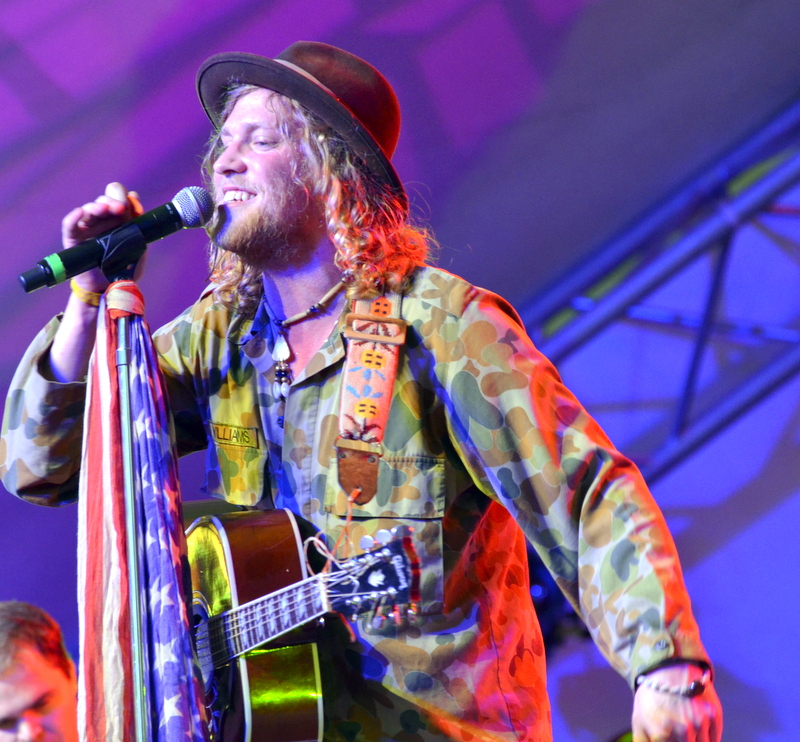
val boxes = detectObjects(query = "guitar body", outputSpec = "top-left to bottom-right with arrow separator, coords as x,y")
186,509 -> 323,742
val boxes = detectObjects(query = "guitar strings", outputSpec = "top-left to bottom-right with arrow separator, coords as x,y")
200,559 -> 397,666
202,578 -> 321,636
203,577 -> 344,664
304,533 -> 342,576
208,570 -> 352,640
221,579 -> 385,646
205,611 -> 320,665
217,572 -> 358,644
202,559 -> 376,645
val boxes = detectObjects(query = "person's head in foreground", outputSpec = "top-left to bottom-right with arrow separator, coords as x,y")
0,602 -> 77,742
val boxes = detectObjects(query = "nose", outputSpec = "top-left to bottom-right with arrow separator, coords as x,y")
213,140 -> 246,175
15,714 -> 45,742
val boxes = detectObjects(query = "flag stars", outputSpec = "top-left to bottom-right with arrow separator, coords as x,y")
155,638 -> 179,670
157,581 -> 175,610
162,693 -> 183,722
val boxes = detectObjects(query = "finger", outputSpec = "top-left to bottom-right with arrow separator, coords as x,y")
631,719 -> 650,742
104,181 -> 128,201
104,182 -> 143,218
707,710 -> 722,742
101,182 -> 135,215
61,205 -> 85,231
62,202 -> 126,248
682,713 -> 706,742
76,199 -> 125,221
710,718 -> 721,742
127,190 -> 144,217
697,715 -> 711,742
62,204 -> 112,237
95,193 -> 127,206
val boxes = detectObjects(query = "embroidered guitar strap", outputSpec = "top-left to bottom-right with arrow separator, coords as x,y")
336,293 -> 406,506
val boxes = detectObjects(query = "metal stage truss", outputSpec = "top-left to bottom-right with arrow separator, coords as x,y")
521,97 -> 800,484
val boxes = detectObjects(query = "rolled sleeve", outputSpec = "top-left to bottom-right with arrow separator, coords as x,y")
1,316 -> 86,505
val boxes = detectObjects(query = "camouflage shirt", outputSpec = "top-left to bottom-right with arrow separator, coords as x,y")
1,265 -> 709,742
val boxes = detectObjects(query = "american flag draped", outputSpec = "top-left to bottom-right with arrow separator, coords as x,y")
76,280 -> 208,742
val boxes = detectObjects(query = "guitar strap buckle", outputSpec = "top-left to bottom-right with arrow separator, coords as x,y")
335,438 -> 382,506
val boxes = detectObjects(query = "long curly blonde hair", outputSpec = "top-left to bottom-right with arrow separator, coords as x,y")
203,86 -> 433,315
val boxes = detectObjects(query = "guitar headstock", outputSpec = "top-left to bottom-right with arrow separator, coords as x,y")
324,530 -> 420,622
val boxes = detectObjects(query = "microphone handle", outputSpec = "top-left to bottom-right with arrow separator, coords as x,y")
19,203 -> 184,293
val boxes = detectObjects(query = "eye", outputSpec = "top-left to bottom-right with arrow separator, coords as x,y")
0,716 -> 18,731
31,693 -> 54,713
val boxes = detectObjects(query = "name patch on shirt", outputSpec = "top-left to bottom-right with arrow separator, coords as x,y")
211,424 -> 260,449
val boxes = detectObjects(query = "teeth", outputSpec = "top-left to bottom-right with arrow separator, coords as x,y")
223,190 -> 255,203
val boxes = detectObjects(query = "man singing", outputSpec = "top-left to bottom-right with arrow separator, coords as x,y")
1,42 -> 722,741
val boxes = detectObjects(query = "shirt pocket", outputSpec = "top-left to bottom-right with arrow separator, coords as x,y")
204,422 -> 267,507
324,453 -> 446,617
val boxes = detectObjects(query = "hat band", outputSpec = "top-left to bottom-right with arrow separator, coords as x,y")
272,59 -> 343,105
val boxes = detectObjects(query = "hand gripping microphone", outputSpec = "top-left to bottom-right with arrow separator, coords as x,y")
19,186 -> 215,293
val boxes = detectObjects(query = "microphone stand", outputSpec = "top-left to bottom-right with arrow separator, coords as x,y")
116,305 -> 151,742
105,236 -> 150,742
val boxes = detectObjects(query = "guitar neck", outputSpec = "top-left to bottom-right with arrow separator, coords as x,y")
194,528 -> 418,676
198,574 -> 328,670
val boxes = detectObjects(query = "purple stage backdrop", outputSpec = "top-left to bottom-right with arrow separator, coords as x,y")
2,1 -> 800,739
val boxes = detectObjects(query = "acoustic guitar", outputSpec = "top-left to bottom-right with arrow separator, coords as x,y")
186,508 -> 420,742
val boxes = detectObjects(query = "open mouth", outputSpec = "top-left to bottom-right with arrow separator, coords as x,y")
221,190 -> 256,204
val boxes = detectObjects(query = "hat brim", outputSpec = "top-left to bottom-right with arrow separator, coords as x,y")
196,52 -> 406,206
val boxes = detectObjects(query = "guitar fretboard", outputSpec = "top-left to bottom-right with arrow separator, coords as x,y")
197,576 -> 327,669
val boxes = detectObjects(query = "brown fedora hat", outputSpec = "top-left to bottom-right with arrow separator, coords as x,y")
196,41 -> 406,206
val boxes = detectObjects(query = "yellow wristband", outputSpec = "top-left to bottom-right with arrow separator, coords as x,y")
70,279 -> 102,307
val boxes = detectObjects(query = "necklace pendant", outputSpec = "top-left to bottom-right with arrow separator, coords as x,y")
272,333 -> 291,363
272,379 -> 292,400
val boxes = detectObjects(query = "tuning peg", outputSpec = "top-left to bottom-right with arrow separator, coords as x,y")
368,594 -> 391,630
359,535 -> 375,551
376,602 -> 398,629
370,602 -> 386,629
371,614 -> 386,630
376,529 -> 392,545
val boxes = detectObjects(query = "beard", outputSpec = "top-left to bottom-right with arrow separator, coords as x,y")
209,183 -> 323,273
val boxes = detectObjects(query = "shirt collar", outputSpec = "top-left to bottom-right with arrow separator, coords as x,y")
227,294 -> 273,347
230,292 -> 349,380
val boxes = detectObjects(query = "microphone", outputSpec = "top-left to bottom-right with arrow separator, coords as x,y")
19,186 -> 215,293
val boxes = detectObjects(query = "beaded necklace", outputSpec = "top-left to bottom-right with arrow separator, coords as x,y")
271,281 -> 346,411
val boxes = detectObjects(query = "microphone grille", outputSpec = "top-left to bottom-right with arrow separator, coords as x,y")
172,186 -> 215,228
